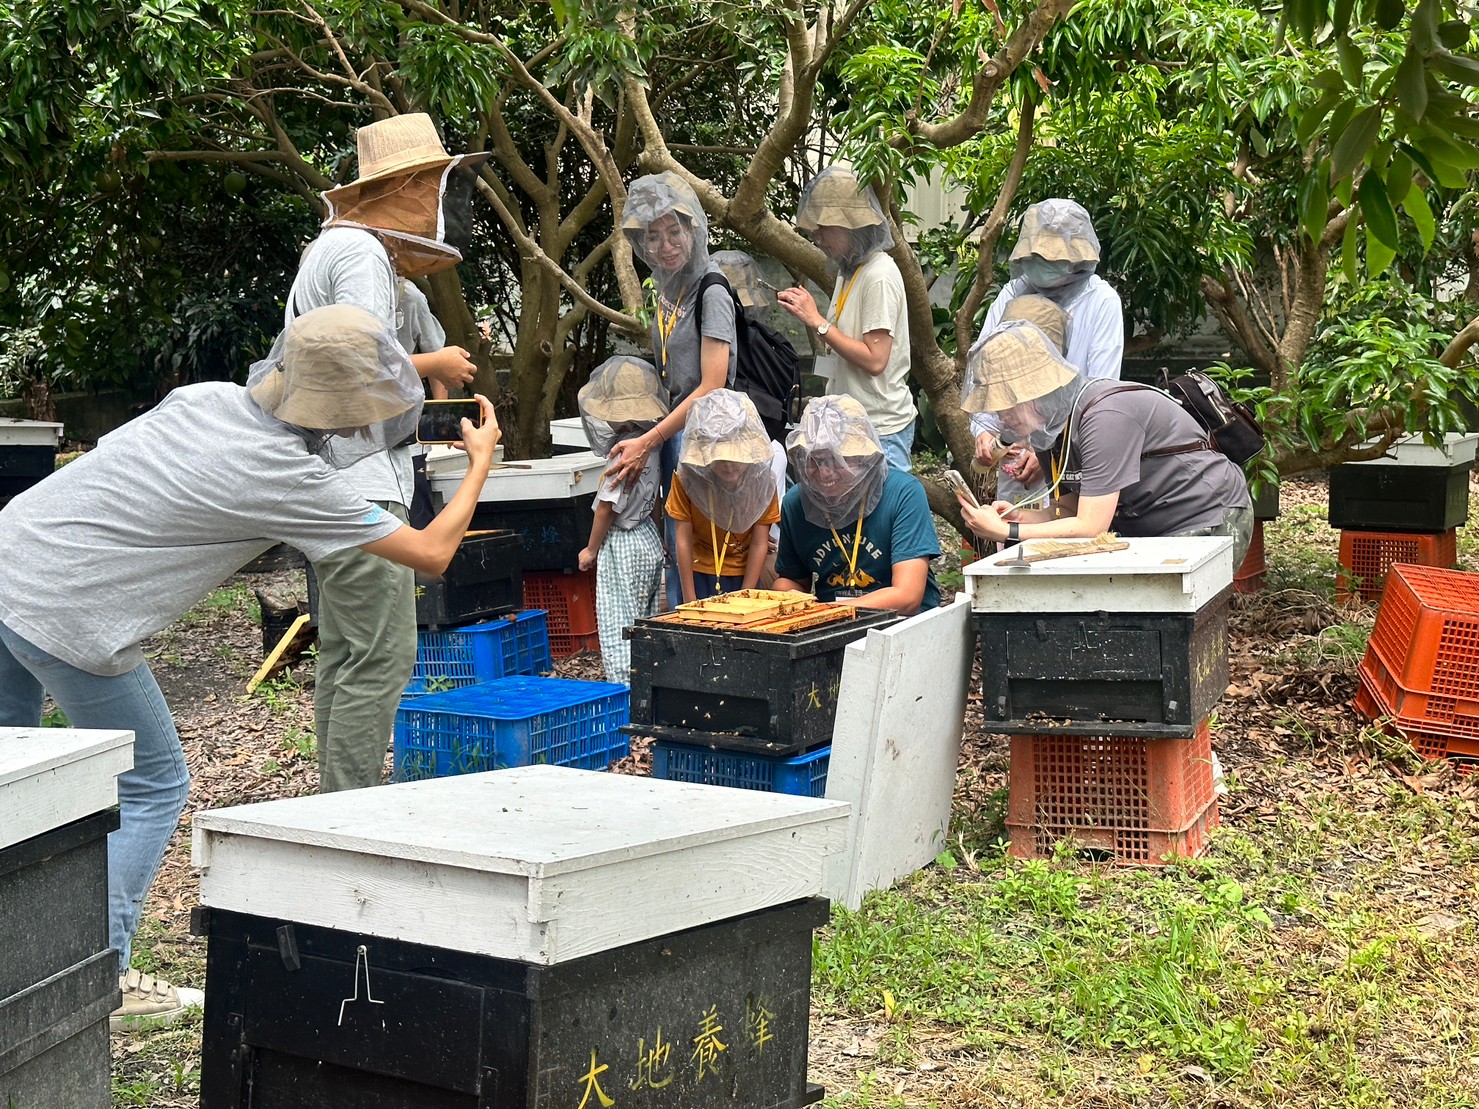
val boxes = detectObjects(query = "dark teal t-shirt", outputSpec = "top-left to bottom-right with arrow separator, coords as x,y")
775,468 -> 941,610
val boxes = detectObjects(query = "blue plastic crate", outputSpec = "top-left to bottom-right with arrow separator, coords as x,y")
650,741 -> 830,797
393,675 -> 629,781
403,611 -> 552,697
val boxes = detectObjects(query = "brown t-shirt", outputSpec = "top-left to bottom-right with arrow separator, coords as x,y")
1041,378 -> 1251,536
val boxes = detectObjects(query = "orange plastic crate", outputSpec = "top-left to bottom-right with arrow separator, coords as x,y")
1357,649 -> 1479,737
1367,563 -> 1479,698
1234,519 -> 1266,594
1355,670 -> 1478,774
1006,720 -> 1216,839
521,569 -> 600,657
1335,530 -> 1457,603
1007,799 -> 1218,865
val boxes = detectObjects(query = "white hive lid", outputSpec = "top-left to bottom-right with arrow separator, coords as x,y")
1343,432 -> 1479,468
427,451 -> 605,503
193,764 -> 851,964
0,419 -> 64,448
0,728 -> 134,851
549,417 -> 590,449
965,535 -> 1235,614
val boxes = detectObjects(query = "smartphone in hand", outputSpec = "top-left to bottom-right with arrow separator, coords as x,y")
417,399 -> 484,444
941,468 -> 980,508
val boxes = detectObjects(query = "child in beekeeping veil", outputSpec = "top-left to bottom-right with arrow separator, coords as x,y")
577,356 -> 670,684
664,390 -> 781,603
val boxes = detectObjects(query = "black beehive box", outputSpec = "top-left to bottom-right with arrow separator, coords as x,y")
470,496 -> 595,572
1,810 -> 119,1109
415,530 -> 523,630
196,899 -> 827,1109
1328,462 -> 1471,533
627,608 -> 901,755
973,587 -> 1231,738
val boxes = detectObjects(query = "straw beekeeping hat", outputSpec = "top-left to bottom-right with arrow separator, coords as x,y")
962,320 -> 1078,413
323,114 -> 489,213
1009,199 -> 1101,265
1001,295 -> 1068,354
795,168 -> 886,232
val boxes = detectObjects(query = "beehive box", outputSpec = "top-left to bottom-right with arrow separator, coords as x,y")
966,538 -> 1235,736
627,607 -> 902,755
1,728 -> 133,1109
413,529 -> 523,629
1329,432 -> 1478,533
0,419 -> 63,503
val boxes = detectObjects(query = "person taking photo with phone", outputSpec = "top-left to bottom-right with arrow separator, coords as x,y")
0,305 -> 500,1030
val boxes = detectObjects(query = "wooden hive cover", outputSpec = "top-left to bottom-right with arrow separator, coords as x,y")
0,728 -> 134,851
193,764 -> 850,965
964,535 -> 1235,614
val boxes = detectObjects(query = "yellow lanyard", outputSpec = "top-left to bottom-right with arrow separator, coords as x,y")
708,514 -> 735,586
827,511 -> 866,588
655,283 -> 690,368
829,269 -> 863,326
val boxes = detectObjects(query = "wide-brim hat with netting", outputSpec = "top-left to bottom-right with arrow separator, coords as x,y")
1008,199 -> 1101,265
578,356 -> 668,456
795,168 -> 887,232
678,390 -> 777,532
961,320 -> 1078,414
324,114 -> 489,198
620,171 -> 704,232
1001,294 -> 1068,354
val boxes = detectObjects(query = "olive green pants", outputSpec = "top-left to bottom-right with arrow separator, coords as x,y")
312,502 -> 416,793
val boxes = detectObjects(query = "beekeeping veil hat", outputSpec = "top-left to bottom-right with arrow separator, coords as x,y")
247,304 -> 424,468
786,395 -> 887,529
1008,199 -> 1100,301
795,168 -> 895,270
962,319 -> 1087,452
621,172 -> 710,300
577,356 -> 669,457
678,390 -> 777,534
1001,294 -> 1068,354
323,113 -> 490,278
712,250 -> 771,309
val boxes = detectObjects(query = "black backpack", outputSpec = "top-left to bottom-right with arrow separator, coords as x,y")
695,271 -> 802,443
1154,369 -> 1266,465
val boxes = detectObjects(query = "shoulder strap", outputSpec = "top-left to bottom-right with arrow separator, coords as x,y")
1073,382 -> 1213,458
694,271 -> 733,338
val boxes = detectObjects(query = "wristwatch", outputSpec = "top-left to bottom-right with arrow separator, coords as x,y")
815,320 -> 831,338
1008,522 -> 1020,542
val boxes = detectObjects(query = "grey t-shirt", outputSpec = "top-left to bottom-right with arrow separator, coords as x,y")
595,450 -> 661,530
288,227 -> 416,506
0,383 -> 403,676
1052,379 -> 1251,536
651,267 -> 737,405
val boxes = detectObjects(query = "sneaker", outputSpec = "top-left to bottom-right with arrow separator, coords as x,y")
109,968 -> 204,1031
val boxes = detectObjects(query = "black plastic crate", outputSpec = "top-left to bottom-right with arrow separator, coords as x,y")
1328,463 -> 1472,532
973,588 -> 1231,738
626,609 -> 901,756
415,530 -> 523,630
470,496 -> 595,572
196,899 -> 828,1109
1,810 -> 119,1109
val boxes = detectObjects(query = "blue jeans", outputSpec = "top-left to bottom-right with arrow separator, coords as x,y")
878,421 -> 915,473
0,620 -> 191,973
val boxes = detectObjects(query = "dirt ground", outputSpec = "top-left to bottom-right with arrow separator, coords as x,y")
106,475 -> 1479,1106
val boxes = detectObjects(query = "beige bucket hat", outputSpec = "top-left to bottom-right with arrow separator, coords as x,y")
795,169 -> 886,232
1008,199 -> 1101,265
1001,295 -> 1068,354
962,321 -> 1077,413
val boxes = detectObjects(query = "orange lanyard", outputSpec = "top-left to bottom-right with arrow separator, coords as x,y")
655,283 -> 690,368
827,511 -> 866,588
829,269 -> 863,326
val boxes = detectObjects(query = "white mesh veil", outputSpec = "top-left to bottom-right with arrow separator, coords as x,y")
962,320 -> 1088,451
325,160 -> 487,279
1007,199 -> 1100,300
621,172 -> 711,301
785,395 -> 888,529
677,390 -> 777,534
795,168 -> 895,269
247,304 -> 424,468
577,356 -> 669,458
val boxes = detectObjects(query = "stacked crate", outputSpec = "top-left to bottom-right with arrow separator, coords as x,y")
628,606 -> 902,796
522,569 -> 600,657
1235,481 -> 1279,595
1352,563 -> 1479,772
1329,434 -> 1475,602
965,537 -> 1237,865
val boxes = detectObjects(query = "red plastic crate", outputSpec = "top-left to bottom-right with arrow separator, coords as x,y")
1357,649 -> 1479,737
521,569 -> 600,657
1355,670 -> 1478,774
1234,519 -> 1266,594
1335,530 -> 1457,603
1006,720 -> 1216,837
1367,563 -> 1479,698
1008,799 -> 1219,865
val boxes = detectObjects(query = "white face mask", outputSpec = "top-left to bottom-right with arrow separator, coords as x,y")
1021,257 -> 1079,290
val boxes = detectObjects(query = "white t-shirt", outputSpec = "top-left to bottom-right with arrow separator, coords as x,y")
814,251 -> 915,436
287,227 -> 416,505
0,384 -> 403,675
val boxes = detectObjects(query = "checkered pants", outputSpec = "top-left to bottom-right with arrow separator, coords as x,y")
595,520 -> 664,684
